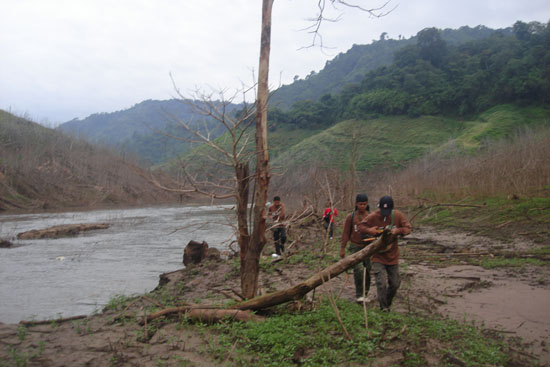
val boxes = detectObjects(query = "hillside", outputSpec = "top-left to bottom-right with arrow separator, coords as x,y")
56,25 -> 505,166
0,110 -> 180,211
180,104 -> 549,176
268,25 -> 501,110
59,99 -> 239,164
272,105 -> 549,172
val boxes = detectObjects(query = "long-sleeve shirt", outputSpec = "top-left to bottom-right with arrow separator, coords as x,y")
358,209 -> 411,265
322,208 -> 338,223
340,210 -> 370,248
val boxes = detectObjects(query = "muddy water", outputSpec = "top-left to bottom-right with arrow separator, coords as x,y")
0,205 -> 235,323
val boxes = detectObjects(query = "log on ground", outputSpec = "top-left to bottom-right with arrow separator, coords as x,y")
233,230 -> 396,311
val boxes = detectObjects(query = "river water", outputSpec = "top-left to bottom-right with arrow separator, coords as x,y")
0,205 -> 235,323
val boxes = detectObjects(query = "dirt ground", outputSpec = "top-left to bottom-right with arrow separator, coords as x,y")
399,227 -> 550,365
1,223 -> 549,366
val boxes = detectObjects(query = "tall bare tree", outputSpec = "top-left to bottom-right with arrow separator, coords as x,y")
242,0 -> 392,298
241,0 -> 274,299
156,0 -> 391,300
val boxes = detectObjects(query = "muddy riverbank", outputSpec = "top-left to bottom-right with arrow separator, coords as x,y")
1,222 -> 549,366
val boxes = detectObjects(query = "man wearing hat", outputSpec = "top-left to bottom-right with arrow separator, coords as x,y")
359,195 -> 411,311
340,194 -> 372,302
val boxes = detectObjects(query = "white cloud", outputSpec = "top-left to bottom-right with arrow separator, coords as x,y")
1,0 -> 549,123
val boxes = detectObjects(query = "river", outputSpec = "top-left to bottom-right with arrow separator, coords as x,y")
0,205 -> 235,323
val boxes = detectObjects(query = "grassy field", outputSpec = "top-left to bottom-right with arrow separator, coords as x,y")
270,105 -> 549,172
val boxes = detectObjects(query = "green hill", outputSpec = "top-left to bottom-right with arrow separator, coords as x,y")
58,99 -> 239,164
271,105 -> 549,172
269,25 -> 501,110
177,105 -> 549,180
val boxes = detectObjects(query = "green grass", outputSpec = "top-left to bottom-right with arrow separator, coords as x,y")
103,294 -> 136,312
269,105 -> 550,172
205,299 -> 508,367
418,193 -> 550,232
173,104 -> 549,175
469,257 -> 547,269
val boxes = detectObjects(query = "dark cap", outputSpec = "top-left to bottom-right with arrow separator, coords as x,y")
355,193 -> 368,203
378,196 -> 394,216
273,196 -> 281,201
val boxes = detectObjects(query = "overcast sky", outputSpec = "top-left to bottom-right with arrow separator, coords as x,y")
1,0 -> 549,125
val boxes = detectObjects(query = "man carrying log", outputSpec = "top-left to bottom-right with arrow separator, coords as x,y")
359,196 -> 411,311
268,196 -> 287,256
340,193 -> 371,303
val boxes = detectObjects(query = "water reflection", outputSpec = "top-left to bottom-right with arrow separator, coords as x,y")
0,205 -> 235,323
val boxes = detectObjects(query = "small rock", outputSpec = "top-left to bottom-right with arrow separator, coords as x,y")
0,239 -> 14,248
206,248 -> 221,262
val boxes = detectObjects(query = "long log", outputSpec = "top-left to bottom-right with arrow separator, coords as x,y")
20,314 -> 88,326
17,223 -> 110,240
232,230 -> 395,311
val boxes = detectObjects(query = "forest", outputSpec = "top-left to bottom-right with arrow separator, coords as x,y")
268,21 -> 549,129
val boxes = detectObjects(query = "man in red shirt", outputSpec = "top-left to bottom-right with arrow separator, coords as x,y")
359,196 -> 411,311
322,202 -> 339,239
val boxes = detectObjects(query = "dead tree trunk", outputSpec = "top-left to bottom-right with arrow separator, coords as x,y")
234,230 -> 396,310
242,0 -> 274,300
235,162 -> 251,273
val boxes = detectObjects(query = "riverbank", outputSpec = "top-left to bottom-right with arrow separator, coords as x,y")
1,218 -> 549,366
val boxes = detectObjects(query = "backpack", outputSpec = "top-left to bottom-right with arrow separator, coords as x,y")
324,210 -> 332,223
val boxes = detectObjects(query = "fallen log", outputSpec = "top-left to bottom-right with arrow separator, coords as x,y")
232,230 -> 396,311
20,314 -> 88,326
17,223 -> 110,240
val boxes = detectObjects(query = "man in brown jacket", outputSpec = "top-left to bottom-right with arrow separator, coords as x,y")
340,193 -> 371,302
359,195 -> 411,311
268,196 -> 286,256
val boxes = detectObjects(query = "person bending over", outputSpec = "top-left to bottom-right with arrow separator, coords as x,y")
359,196 -> 410,311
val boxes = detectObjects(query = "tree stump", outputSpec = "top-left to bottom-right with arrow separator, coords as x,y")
183,240 -> 209,266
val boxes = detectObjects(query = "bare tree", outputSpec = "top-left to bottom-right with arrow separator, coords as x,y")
146,86 -> 259,295
155,0 -> 392,300
242,0 -> 393,299
242,0 -> 274,299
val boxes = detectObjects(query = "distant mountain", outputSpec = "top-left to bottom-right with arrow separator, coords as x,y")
58,25 -> 510,165
59,99 -> 240,164
269,25 -> 503,110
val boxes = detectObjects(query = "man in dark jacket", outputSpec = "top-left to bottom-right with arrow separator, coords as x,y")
340,193 -> 371,302
268,196 -> 286,256
359,196 -> 411,311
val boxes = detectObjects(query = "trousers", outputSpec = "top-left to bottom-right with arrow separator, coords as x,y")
348,243 -> 372,298
372,262 -> 401,310
273,227 -> 286,255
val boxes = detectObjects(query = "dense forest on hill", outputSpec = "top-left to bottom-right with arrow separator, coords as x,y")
268,21 -> 549,130
269,24 -> 500,109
